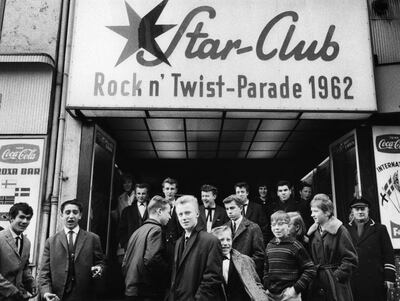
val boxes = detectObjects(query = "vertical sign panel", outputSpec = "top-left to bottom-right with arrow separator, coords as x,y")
373,126 -> 400,249
0,137 -> 45,260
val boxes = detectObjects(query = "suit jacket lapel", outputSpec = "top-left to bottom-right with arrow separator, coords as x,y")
74,230 -> 88,260
178,230 -> 198,268
60,231 -> 69,253
233,219 -> 247,240
5,229 -> 20,257
358,222 -> 375,244
199,207 -> 207,225
245,203 -> 253,219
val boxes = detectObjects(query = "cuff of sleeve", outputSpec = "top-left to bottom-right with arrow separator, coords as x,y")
384,264 -> 396,282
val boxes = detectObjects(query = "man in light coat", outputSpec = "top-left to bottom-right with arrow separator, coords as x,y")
0,203 -> 36,301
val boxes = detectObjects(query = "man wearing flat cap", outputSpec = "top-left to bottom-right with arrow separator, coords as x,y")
345,197 -> 395,301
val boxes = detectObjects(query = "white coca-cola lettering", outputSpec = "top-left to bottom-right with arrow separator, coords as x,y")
378,138 -> 400,150
1,148 -> 38,161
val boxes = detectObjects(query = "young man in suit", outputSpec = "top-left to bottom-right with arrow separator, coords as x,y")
223,194 -> 265,278
234,182 -> 267,233
0,202 -> 36,301
168,195 -> 224,301
39,199 -> 106,301
118,183 -> 150,250
198,184 -> 229,233
211,225 -> 267,301
122,195 -> 171,301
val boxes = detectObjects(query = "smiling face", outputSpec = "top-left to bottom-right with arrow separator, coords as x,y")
201,191 -> 216,208
258,186 -> 267,198
277,185 -> 291,202
61,204 -> 82,229
235,187 -> 248,202
352,206 -> 369,223
215,230 -> 232,256
136,187 -> 148,204
122,179 -> 133,193
10,211 -> 32,235
176,202 -> 198,232
311,206 -> 329,225
271,219 -> 289,239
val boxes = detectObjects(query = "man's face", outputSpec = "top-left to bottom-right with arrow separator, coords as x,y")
163,183 -> 177,202
277,185 -> 291,202
158,204 -> 172,226
311,206 -> 329,224
224,201 -> 242,221
235,186 -> 249,202
61,204 -> 82,229
271,220 -> 289,239
122,179 -> 133,193
10,211 -> 32,234
136,187 -> 148,204
258,186 -> 267,198
352,206 -> 369,222
216,231 -> 232,256
176,202 -> 198,231
201,191 -> 216,208
300,187 -> 312,201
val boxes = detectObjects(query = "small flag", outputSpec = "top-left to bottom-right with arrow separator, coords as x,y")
1,180 -> 17,189
15,187 -> 30,197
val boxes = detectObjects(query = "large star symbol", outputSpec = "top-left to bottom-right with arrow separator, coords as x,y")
107,0 -> 176,66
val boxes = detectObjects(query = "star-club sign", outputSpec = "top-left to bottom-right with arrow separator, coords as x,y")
107,0 -> 175,66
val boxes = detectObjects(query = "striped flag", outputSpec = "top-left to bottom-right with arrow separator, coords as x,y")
15,187 -> 30,197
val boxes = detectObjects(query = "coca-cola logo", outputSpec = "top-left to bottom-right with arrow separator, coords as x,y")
376,135 -> 400,153
0,144 -> 40,163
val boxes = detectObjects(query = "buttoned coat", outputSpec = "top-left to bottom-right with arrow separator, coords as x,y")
0,228 -> 35,301
168,226 -> 224,301
224,218 -> 265,277
38,229 -> 106,301
307,217 -> 358,301
198,205 -> 229,232
118,202 -> 148,250
345,219 -> 395,301
245,201 -> 268,231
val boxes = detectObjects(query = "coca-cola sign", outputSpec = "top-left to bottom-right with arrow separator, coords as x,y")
0,144 -> 40,163
376,135 -> 400,153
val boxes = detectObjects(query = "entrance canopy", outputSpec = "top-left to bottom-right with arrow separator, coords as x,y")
82,110 -> 371,161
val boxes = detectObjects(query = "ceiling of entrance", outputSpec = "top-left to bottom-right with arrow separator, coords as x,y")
95,111 -> 370,160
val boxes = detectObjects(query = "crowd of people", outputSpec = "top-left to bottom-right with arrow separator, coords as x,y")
0,176 -> 396,301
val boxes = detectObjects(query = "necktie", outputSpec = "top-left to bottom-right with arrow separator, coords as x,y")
68,230 -> 74,254
242,204 -> 248,216
15,236 -> 22,256
232,221 -> 236,235
66,231 -> 75,294
184,236 -> 189,248
205,208 -> 215,222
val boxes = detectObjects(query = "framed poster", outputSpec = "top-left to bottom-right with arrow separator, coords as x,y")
0,137 -> 46,261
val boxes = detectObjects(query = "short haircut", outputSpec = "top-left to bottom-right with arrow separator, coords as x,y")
211,225 -> 232,238
162,177 -> 178,188
310,194 -> 334,217
276,180 -> 291,189
258,184 -> 267,188
175,195 -> 199,213
234,182 -> 249,192
299,182 -> 312,191
122,173 -> 133,182
60,199 -> 83,213
270,210 -> 290,224
222,194 -> 245,208
9,202 -> 33,219
201,184 -> 218,196
147,195 -> 170,215
135,183 -> 150,191
288,211 -> 307,238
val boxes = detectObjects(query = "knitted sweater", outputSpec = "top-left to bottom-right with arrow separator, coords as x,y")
264,236 -> 316,294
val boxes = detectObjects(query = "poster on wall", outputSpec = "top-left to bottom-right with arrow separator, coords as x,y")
373,126 -> 400,249
0,138 -> 45,258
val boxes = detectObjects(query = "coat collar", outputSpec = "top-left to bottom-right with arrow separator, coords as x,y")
60,228 -> 88,260
233,217 -> 251,240
4,228 -> 21,257
348,218 -> 375,227
177,226 -> 200,268
308,216 -> 342,236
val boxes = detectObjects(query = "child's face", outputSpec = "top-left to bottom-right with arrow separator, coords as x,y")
271,219 -> 289,238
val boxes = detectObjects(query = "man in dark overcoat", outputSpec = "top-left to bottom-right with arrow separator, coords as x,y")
223,195 -> 265,278
168,195 -> 224,301
346,197 -> 395,301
